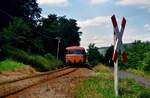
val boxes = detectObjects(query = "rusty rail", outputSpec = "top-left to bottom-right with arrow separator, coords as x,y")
0,67 -> 78,97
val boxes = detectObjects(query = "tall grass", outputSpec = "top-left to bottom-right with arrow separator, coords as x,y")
3,46 -> 63,71
74,64 -> 150,98
0,59 -> 25,72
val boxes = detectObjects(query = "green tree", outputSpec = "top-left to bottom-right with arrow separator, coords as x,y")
0,17 -> 43,54
0,0 -> 41,30
38,14 -> 82,59
104,45 -> 114,66
87,43 -> 104,66
117,40 -> 150,71
143,52 -> 150,73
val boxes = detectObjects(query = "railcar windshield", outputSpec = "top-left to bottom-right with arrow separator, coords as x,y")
67,49 -> 86,54
68,50 -> 81,54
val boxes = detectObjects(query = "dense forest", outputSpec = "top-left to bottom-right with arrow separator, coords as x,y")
0,0 -> 82,71
0,0 -> 81,60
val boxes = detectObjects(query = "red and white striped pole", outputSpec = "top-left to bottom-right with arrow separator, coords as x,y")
111,15 -> 127,96
111,15 -> 119,96
120,17 -> 127,63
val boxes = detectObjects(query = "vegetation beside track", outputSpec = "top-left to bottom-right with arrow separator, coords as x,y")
74,64 -> 150,98
0,0 -> 82,73
0,47 -> 63,72
0,59 -> 25,72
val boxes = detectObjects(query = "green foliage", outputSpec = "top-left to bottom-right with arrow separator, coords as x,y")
104,45 -> 114,66
0,17 -> 44,54
119,78 -> 150,97
0,59 -> 25,72
118,41 -> 150,73
38,14 -> 82,58
0,0 -> 41,29
0,0 -> 82,72
75,65 -> 150,98
0,14 -> 82,61
87,43 -> 104,66
0,0 -> 82,63
3,46 -> 63,71
143,52 -> 150,73
139,90 -> 150,98
75,77 -> 114,98
44,53 -> 56,60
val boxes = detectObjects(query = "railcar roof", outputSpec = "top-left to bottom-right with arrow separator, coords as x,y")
66,46 -> 85,50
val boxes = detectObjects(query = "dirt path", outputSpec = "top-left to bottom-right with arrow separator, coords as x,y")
118,70 -> 150,87
5,68 -> 95,98
110,67 -> 150,87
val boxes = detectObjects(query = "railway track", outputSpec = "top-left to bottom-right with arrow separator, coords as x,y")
0,67 -> 78,98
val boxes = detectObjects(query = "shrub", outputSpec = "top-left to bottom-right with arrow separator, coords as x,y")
2,46 -> 63,71
28,55 -> 49,71
44,53 -> 56,60
143,52 -> 150,73
139,90 -> 150,98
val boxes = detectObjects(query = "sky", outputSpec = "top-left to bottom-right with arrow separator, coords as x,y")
37,0 -> 150,49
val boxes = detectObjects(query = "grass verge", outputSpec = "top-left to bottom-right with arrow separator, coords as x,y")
74,64 -> 150,98
0,59 -> 26,72
3,46 -> 63,71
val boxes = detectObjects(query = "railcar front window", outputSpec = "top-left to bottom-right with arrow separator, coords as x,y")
68,50 -> 82,54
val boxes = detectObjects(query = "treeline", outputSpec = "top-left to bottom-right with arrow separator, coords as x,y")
88,41 -> 150,73
0,0 -> 81,60
120,40 -> 150,73
104,40 -> 150,73
0,0 -> 82,71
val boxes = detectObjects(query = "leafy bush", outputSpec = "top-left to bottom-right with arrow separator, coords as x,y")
28,55 -> 49,71
2,46 -> 63,71
143,52 -> 150,73
116,41 -> 150,73
139,90 -> 150,98
44,53 -> 56,60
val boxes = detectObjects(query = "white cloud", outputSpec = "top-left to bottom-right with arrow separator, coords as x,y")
78,16 -> 113,48
81,32 -> 113,49
144,24 -> 150,31
37,0 -> 68,6
90,0 -> 109,5
122,27 -> 150,44
124,34 -> 150,43
77,16 -> 111,28
79,16 -> 150,49
117,0 -> 150,11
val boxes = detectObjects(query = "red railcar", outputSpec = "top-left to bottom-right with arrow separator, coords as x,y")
65,46 -> 86,65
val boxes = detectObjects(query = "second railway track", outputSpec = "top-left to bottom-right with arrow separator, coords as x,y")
0,67 -> 78,98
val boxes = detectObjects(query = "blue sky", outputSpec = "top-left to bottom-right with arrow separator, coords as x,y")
37,0 -> 150,48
